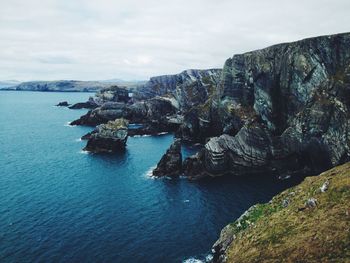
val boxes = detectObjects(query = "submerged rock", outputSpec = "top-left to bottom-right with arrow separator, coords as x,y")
83,118 -> 128,153
152,139 -> 182,177
56,101 -> 70,107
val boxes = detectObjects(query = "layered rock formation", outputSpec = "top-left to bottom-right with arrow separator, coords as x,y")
84,118 -> 128,153
183,32 -> 350,179
210,162 -> 350,263
152,139 -> 183,177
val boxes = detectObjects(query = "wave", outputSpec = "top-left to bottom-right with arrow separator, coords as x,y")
157,132 -> 168,135
79,150 -> 89,155
75,138 -> 82,142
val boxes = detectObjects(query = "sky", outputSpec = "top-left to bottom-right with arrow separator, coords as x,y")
0,0 -> 350,81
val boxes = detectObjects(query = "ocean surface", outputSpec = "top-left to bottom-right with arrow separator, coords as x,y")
0,91 -> 304,262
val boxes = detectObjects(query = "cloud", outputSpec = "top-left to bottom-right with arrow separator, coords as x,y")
0,0 -> 349,81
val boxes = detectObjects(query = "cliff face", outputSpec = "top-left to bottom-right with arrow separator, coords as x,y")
211,162 -> 350,263
185,33 -> 350,179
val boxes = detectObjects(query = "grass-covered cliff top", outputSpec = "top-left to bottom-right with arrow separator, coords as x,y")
221,162 -> 350,262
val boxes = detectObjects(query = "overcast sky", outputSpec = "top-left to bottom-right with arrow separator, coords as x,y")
1,0 -> 349,81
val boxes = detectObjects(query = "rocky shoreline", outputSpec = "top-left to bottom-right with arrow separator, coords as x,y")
64,33 -> 350,182
54,32 -> 350,262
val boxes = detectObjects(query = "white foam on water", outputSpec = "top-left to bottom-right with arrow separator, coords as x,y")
144,165 -> 157,179
183,199 -> 190,203
134,134 -> 151,138
79,150 -> 90,155
183,254 -> 213,263
157,132 -> 168,135
183,258 -> 204,263
205,254 -> 213,262
75,138 -> 82,142
64,122 -> 73,127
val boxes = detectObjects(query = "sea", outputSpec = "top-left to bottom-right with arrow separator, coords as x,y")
0,91 -> 304,262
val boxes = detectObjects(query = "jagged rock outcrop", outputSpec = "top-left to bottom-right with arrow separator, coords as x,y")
152,140 -> 182,177
184,32 -> 350,179
210,162 -> 350,263
84,118 -> 128,153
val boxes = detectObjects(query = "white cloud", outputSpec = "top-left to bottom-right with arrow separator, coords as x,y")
0,0 -> 349,81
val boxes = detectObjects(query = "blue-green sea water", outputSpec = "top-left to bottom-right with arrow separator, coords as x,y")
0,91 -> 304,262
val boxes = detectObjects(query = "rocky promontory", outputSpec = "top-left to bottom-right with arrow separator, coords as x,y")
83,118 -> 128,153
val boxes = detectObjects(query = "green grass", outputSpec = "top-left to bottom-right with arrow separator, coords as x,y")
221,162 -> 350,262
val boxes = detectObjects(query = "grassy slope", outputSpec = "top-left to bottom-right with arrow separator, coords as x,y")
224,163 -> 350,262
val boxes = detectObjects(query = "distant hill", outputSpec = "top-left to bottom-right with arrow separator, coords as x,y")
0,80 -> 21,89
0,79 -> 146,92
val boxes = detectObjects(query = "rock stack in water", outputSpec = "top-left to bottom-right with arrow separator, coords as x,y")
152,139 -> 182,177
84,118 -> 128,153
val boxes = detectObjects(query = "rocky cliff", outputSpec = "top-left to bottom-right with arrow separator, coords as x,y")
211,162 -> 350,262
184,32 -> 350,179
